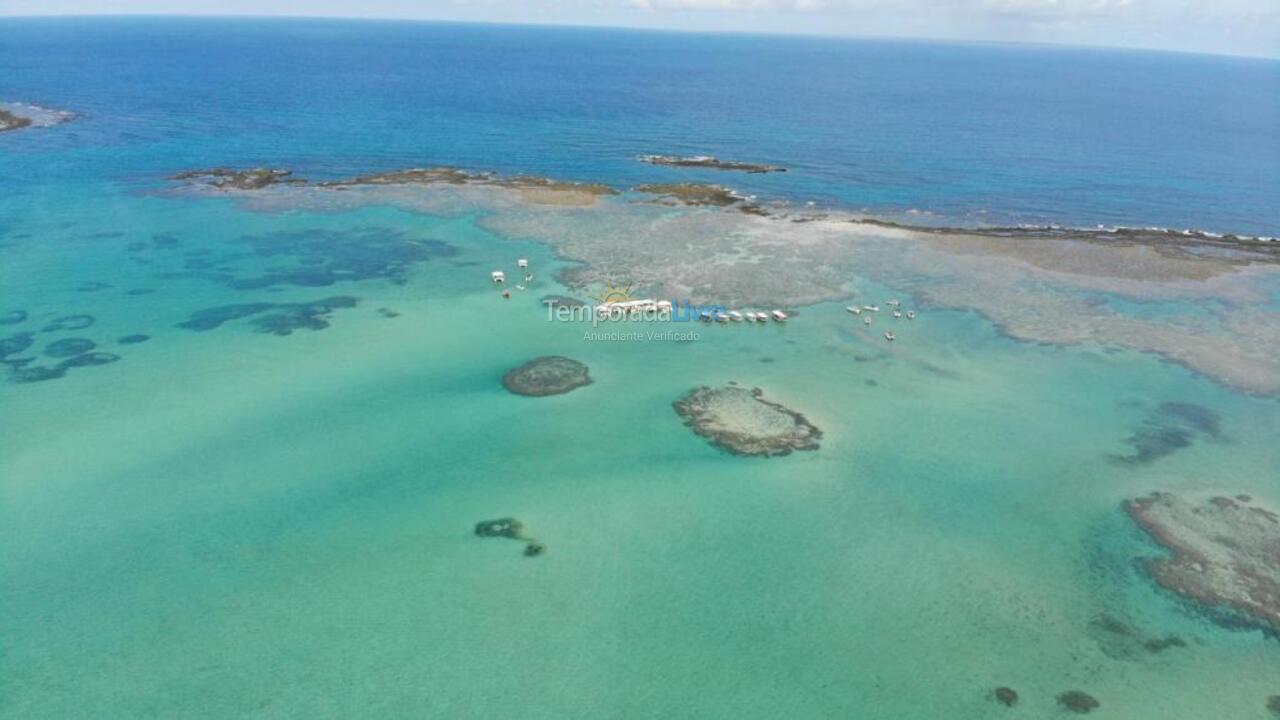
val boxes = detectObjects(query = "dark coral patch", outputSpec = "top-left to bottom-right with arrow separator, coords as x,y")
0,332 -> 35,358
126,288 -> 157,296
176,296 -> 358,335
502,356 -> 592,397
76,281 -> 112,292
0,310 -> 27,325
43,337 -> 97,358
1113,401 -> 1224,465
222,227 -> 459,290
11,366 -> 65,383
1056,691 -> 1099,714
41,314 -> 95,332
993,687 -> 1018,707
58,352 -> 120,368
118,334 -> 150,345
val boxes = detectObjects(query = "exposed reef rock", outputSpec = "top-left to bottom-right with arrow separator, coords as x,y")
1057,691 -> 1100,714
672,385 -> 821,457
633,183 -> 763,214
501,356 -> 592,397
475,518 -> 524,539
993,687 -> 1018,707
1125,492 -> 1280,633
0,102 -> 74,133
0,108 -> 31,133
176,296 -> 359,335
174,166 -> 616,206
172,168 -> 297,190
474,517 -> 545,558
639,154 -> 786,173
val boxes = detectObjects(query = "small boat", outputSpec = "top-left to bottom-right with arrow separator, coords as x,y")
491,270 -> 506,284
699,310 -> 714,322
501,290 -> 511,299
771,310 -> 789,321
516,284 -> 527,291
906,311 -> 916,320
887,299 -> 901,307
892,310 -> 901,318
884,331 -> 895,341
517,258 -> 529,269
863,316 -> 872,325
729,311 -> 744,322
846,306 -> 862,315
524,274 -> 533,282
863,305 -> 880,312
716,313 -> 730,323
755,312 -> 769,322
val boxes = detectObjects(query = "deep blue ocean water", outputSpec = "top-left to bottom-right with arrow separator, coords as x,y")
2,16 -> 1278,234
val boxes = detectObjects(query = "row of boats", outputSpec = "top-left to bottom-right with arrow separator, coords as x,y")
699,309 -> 789,323
847,300 -> 915,341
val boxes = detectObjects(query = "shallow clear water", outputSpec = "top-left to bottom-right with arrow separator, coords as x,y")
2,18 -> 1279,720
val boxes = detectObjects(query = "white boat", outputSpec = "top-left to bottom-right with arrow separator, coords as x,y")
755,312 -> 769,322
887,299 -> 901,307
884,331 -> 895,341
863,316 -> 872,325
728,311 -> 744,322
906,311 -> 916,320
516,284 -> 526,291
892,310 -> 901,318
491,270 -> 506,284
846,306 -> 862,315
699,310 -> 714,322
716,313 -> 730,323
771,310 -> 789,321
745,313 -> 757,322
863,305 -> 880,312
517,258 -> 529,269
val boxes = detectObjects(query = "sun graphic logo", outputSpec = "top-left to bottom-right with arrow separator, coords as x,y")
591,280 -> 634,305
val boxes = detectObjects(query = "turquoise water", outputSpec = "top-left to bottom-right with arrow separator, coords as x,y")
3,18 -> 1280,720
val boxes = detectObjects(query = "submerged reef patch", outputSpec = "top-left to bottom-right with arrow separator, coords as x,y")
672,385 -> 821,457
1112,401 -> 1224,465
0,332 -> 35,358
0,310 -> 28,325
474,517 -> 545,558
41,315 -> 95,332
164,227 -> 458,290
1125,492 -> 1280,633
1268,696 -> 1280,717
992,687 -> 1018,707
501,356 -> 592,397
1056,691 -> 1100,714
1087,614 -> 1186,660
117,334 -> 150,345
177,296 -> 359,335
43,338 -> 97,358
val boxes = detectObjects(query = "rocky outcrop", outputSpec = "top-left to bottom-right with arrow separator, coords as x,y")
638,155 -> 786,173
1126,492 -> 1280,633
673,385 -> 821,457
501,356 -> 592,397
